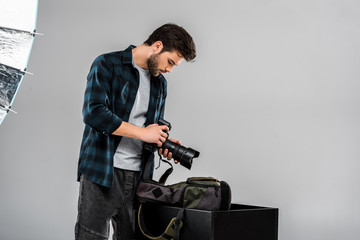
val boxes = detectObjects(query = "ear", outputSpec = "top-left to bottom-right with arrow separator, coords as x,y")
152,41 -> 163,54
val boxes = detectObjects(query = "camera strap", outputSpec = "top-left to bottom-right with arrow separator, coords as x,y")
141,151 -> 174,185
156,152 -> 174,185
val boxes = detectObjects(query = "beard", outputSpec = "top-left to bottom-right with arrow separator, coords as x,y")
147,53 -> 160,76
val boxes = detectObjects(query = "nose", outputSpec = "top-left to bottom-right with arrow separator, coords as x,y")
165,66 -> 174,73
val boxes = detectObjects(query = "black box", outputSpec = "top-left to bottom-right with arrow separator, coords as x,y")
137,203 -> 279,240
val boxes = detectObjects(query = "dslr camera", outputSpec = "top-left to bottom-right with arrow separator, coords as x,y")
144,119 -> 200,170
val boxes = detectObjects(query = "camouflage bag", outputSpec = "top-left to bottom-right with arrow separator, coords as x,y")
136,176 -> 231,211
136,154 -> 231,240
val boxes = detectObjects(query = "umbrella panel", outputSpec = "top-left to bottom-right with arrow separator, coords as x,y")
0,64 -> 24,123
0,27 -> 33,71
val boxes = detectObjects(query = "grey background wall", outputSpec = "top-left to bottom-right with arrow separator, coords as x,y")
0,0 -> 359,239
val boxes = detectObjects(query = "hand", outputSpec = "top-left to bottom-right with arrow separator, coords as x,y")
141,124 -> 169,147
159,138 -> 182,164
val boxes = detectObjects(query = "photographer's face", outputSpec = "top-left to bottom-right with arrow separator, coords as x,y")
147,50 -> 184,76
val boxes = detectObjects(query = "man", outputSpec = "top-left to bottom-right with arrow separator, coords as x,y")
75,23 -> 196,240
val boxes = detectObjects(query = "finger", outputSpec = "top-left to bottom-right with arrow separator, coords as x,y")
161,131 -> 168,138
157,141 -> 162,147
158,148 -> 163,154
163,149 -> 169,157
174,160 -> 179,164
169,138 -> 181,145
159,125 -> 169,132
167,152 -> 172,161
159,136 -> 167,143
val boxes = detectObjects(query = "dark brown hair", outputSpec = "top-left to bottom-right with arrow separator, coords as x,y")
144,23 -> 196,61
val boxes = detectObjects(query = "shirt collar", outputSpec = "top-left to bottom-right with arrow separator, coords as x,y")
123,45 -> 165,80
122,45 -> 136,64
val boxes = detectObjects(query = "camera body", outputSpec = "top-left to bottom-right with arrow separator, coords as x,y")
144,119 -> 199,170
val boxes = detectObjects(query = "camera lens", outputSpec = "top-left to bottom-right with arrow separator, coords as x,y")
162,139 -> 200,170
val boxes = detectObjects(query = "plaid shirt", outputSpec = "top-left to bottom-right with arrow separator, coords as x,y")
77,45 -> 167,188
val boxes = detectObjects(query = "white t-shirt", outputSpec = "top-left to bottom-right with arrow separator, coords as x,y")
113,63 -> 151,171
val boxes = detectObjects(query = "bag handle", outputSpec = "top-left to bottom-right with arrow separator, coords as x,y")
138,204 -> 184,240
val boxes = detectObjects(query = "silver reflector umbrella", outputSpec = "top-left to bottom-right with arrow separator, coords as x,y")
0,0 -> 39,125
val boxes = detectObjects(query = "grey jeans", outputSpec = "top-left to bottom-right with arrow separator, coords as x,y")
75,168 -> 140,240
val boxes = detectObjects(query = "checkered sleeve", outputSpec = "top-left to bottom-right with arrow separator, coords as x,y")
82,55 -> 123,135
